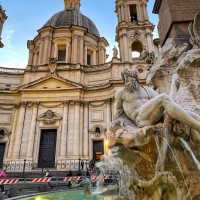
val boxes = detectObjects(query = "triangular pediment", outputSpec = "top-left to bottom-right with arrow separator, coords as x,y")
19,74 -> 83,91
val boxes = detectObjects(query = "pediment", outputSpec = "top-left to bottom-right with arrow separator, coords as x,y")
19,74 -> 83,91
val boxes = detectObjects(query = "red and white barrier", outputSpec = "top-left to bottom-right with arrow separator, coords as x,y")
73,176 -> 81,181
91,176 -> 99,181
32,178 -> 51,183
64,176 -> 81,181
91,175 -> 109,181
64,177 -> 71,181
0,179 -> 19,185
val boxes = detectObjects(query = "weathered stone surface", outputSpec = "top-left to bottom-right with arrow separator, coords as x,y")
108,12 -> 200,200
153,0 -> 200,46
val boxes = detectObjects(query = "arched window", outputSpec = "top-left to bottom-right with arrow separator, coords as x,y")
129,4 -> 138,22
131,41 -> 143,58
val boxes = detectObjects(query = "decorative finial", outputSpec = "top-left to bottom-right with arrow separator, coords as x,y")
64,0 -> 80,11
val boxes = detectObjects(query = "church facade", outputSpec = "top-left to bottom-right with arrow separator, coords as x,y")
0,0 -> 159,171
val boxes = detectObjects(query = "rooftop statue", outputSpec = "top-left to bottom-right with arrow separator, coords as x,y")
112,46 -> 118,58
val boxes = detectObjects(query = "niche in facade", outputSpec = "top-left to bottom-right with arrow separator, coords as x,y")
95,127 -> 101,137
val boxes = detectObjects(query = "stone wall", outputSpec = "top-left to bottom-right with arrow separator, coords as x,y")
154,0 -> 200,46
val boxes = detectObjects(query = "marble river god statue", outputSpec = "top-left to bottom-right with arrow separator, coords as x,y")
108,11 -> 200,200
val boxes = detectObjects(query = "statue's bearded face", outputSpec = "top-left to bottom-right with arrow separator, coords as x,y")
124,74 -> 138,92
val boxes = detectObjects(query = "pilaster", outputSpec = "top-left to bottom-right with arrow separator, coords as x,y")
83,102 -> 89,158
26,102 -> 39,158
12,102 -> 27,159
73,100 -> 81,157
59,101 -> 69,158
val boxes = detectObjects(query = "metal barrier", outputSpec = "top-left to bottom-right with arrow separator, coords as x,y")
32,178 -> 51,183
0,175 -> 119,198
0,179 -> 19,185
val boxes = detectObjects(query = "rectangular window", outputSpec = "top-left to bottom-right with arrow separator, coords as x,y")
129,4 -> 137,22
58,50 -> 66,61
87,54 -> 91,65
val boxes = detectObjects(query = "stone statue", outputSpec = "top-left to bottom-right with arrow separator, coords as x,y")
108,12 -> 200,200
70,177 -> 91,195
112,46 -> 118,58
113,68 -> 200,133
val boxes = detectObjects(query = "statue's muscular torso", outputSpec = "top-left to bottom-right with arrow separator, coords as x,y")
115,86 -> 158,126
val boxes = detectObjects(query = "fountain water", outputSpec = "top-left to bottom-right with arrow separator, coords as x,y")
179,137 -> 200,171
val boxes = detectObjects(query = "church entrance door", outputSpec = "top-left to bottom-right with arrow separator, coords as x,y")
0,143 -> 5,168
38,129 -> 57,168
93,141 -> 104,162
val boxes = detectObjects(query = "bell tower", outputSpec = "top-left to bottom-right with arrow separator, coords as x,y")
115,0 -> 156,63
64,0 -> 80,11
0,4 -> 7,48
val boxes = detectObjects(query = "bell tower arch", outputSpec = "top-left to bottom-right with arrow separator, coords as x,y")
115,0 -> 157,63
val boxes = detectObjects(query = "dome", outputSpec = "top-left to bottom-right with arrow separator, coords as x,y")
43,9 -> 100,37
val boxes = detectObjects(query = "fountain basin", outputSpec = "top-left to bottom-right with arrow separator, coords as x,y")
20,190 -> 122,200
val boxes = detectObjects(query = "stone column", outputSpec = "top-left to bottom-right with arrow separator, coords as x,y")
65,43 -> 69,63
124,4 -> 128,22
143,4 -> 149,21
26,102 -> 39,158
54,43 -> 58,58
98,46 -> 105,65
12,102 -> 26,158
85,47 -> 88,65
72,35 -> 78,63
122,33 -> 129,62
38,38 -> 44,65
117,6 -> 122,23
79,102 -> 84,156
136,4 -> 141,22
28,49 -> 34,66
79,36 -> 84,65
121,5 -> 125,21
119,34 -> 124,62
106,99 -> 111,136
60,101 -> 69,158
73,101 -> 80,157
146,30 -> 153,52
83,102 -> 89,158
93,51 -> 96,65
139,4 -> 144,22
7,105 -> 19,158
47,35 -> 52,61
42,36 -> 48,64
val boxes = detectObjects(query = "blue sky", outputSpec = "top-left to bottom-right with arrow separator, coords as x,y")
0,0 -> 158,68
